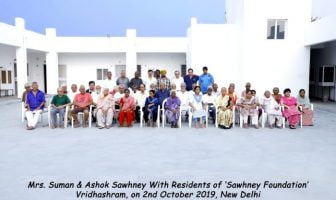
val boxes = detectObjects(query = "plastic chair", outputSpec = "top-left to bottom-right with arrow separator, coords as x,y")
71,105 -> 93,128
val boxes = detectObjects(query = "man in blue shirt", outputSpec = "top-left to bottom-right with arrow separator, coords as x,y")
199,66 -> 214,94
25,82 -> 45,130
155,82 -> 170,107
183,68 -> 199,91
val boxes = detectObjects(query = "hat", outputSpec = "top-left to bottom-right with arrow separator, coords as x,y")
160,70 -> 167,75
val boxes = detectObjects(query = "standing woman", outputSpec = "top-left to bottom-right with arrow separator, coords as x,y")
119,88 -> 135,127
281,88 -> 301,129
189,86 -> 207,128
144,90 -> 159,127
297,89 -> 314,126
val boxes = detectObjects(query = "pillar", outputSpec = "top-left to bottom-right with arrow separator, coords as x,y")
45,28 -> 58,94
15,17 -> 27,98
126,29 -> 137,78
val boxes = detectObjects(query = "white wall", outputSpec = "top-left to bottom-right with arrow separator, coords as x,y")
27,51 -> 46,92
58,53 -> 126,90
0,45 -> 16,93
137,53 -> 186,80
312,0 -> 336,19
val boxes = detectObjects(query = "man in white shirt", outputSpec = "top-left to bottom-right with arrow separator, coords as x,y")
103,71 -> 115,90
68,84 -> 78,102
134,84 -> 148,122
177,83 -> 191,122
202,86 -> 217,124
144,69 -> 157,89
171,70 -> 184,91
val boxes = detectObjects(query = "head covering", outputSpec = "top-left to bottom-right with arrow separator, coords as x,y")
160,70 -> 167,75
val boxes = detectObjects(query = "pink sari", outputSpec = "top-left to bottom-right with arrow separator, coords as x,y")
281,96 -> 301,126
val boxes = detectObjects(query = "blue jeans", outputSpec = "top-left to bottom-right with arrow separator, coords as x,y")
51,107 -> 65,127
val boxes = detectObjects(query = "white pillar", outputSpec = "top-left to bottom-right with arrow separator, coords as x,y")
45,28 -> 58,94
15,17 -> 27,98
16,47 -> 27,98
126,29 -> 137,78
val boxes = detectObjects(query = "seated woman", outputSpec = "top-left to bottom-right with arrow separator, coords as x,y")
260,90 -> 283,128
118,88 -> 135,127
144,90 -> 159,127
189,86 -> 207,128
236,90 -> 259,128
165,90 -> 181,128
281,88 -> 301,129
297,89 -> 313,126
216,87 -> 234,129
96,88 -> 115,129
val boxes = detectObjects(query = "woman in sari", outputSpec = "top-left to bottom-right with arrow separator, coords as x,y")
216,87 -> 234,129
118,88 -> 135,127
189,86 -> 207,128
144,90 -> 159,127
297,89 -> 313,126
165,90 -> 181,128
281,88 -> 301,129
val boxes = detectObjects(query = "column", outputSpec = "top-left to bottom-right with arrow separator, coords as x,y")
15,17 -> 27,98
126,29 -> 137,78
45,28 -> 58,94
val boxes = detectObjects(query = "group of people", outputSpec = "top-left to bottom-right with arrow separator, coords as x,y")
22,66 -> 314,130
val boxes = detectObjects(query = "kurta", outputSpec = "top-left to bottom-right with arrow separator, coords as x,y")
119,96 -> 135,126
281,96 -> 301,126
297,95 -> 313,126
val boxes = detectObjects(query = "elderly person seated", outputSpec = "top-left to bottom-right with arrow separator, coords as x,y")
237,90 -> 259,129
21,83 -> 31,103
144,90 -> 159,127
216,87 -> 234,129
135,84 -> 148,123
50,87 -> 71,129
118,88 -> 135,127
281,88 -> 301,129
156,82 -> 170,107
71,85 -> 93,128
203,86 -> 217,124
260,90 -> 283,128
297,89 -> 313,126
189,86 -> 207,128
96,88 -> 115,129
165,90 -> 181,128
177,83 -> 191,122
25,82 -> 45,130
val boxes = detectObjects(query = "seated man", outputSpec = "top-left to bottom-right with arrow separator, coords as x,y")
165,90 -> 181,128
50,87 -> 71,128
202,86 -> 217,124
96,88 -> 115,129
71,85 -> 93,128
134,84 -> 148,123
144,90 -> 159,127
237,90 -> 259,128
118,88 -> 135,127
25,82 -> 45,130
156,82 -> 170,107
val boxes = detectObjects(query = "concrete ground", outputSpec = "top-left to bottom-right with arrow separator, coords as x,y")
0,97 -> 335,200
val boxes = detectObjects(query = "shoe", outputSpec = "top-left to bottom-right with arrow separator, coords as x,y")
98,126 -> 104,129
243,123 -> 248,128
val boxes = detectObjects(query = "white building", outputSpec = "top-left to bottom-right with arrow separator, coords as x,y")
0,0 -> 335,100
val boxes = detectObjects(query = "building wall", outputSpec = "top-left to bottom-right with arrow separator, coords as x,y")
137,53 -> 186,80
58,53 -> 126,91
0,45 -> 16,93
27,51 -> 45,92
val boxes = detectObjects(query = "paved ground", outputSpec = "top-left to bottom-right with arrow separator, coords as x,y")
0,97 -> 335,200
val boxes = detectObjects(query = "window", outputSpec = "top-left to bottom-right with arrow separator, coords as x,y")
267,19 -> 287,40
181,65 -> 187,76
8,71 -> 12,84
96,68 -> 108,80
1,71 -> 7,84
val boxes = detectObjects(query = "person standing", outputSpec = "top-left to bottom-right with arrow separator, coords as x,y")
157,70 -> 170,90
183,68 -> 199,91
171,70 -> 184,92
144,69 -> 157,88
116,70 -> 130,88
199,66 -> 214,94
129,71 -> 143,92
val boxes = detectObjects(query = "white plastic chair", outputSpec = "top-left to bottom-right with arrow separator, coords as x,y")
178,106 -> 190,128
188,106 -> 208,128
22,97 -> 50,126
48,105 -> 69,128
281,105 -> 304,128
215,105 -> 236,128
71,105 -> 93,128
140,105 -> 160,128
239,106 -> 260,128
